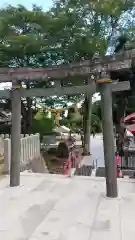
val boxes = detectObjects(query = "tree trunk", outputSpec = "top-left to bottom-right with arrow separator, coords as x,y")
4,99 -> 27,134
21,101 -> 27,134
26,97 -> 33,133
25,83 -> 32,133
83,94 -> 92,155
5,97 -> 33,134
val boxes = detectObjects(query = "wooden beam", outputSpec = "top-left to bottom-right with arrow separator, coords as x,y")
20,81 -> 129,97
0,49 -> 134,82
20,83 -> 96,97
0,84 -> 95,98
0,81 -> 130,98
111,81 -> 130,92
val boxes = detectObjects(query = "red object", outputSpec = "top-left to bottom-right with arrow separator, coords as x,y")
115,155 -> 123,178
63,151 -> 81,175
121,116 -> 124,122
115,155 -> 120,165
121,113 -> 135,134
63,159 -> 70,175
117,167 -> 122,178
123,113 -> 135,122
126,124 -> 135,134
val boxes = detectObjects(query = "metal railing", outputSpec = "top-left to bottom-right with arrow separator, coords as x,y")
121,155 -> 135,170
120,136 -> 135,169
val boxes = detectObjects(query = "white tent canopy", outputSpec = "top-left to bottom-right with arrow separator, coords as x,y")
53,125 -> 70,133
125,129 -> 133,137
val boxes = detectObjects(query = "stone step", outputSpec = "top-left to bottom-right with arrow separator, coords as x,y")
96,167 -> 135,178
75,165 -> 92,176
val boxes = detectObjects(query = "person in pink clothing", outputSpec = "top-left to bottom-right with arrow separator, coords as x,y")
115,152 -> 123,177
115,154 -> 121,165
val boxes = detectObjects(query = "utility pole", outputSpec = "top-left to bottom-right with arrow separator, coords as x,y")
100,83 -> 118,198
10,81 -> 21,187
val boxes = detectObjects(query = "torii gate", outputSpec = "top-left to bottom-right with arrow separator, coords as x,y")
0,49 -> 134,198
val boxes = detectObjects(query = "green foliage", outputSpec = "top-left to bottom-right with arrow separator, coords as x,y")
92,100 -> 101,118
59,118 -> 69,126
91,114 -> 102,133
34,110 -> 49,120
0,2 -> 134,133
67,106 -> 82,122
0,5 -> 54,67
0,2 -> 134,69
52,0 -> 135,60
60,109 -> 102,133
31,113 -> 54,138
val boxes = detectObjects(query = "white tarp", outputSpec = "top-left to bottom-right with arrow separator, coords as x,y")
125,129 -> 133,137
53,125 -> 70,133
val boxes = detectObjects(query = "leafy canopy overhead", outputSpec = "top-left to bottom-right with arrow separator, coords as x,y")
0,1 -> 134,108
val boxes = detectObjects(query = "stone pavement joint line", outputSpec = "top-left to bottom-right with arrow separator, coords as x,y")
0,173 -> 135,240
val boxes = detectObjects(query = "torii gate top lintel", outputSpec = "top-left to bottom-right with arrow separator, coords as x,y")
0,49 -> 134,82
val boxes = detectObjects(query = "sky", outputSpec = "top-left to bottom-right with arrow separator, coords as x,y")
0,0 -> 53,10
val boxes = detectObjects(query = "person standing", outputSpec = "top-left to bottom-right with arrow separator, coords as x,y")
91,130 -> 95,138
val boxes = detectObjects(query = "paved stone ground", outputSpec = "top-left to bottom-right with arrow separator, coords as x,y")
0,173 -> 135,240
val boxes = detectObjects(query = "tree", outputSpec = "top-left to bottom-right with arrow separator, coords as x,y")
0,2 -> 135,139
67,105 -> 81,121
31,110 -> 54,139
92,100 -> 102,121
60,102 -> 102,134
50,0 -> 135,154
0,4 -> 86,132
0,5 -> 62,133
111,27 -> 135,154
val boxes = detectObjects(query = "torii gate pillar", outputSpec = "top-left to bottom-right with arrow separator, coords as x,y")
10,81 -> 21,187
83,93 -> 93,155
100,82 -> 118,198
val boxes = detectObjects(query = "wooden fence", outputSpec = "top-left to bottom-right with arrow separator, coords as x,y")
0,134 -> 40,173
